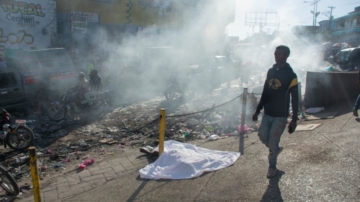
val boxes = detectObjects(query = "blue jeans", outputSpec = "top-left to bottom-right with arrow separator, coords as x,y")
355,94 -> 360,110
258,114 -> 287,169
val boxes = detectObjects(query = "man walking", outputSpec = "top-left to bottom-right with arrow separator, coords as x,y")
252,45 -> 298,178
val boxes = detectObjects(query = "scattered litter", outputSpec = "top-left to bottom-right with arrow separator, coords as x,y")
51,163 -> 65,169
306,107 -> 325,114
78,140 -> 87,147
98,138 -> 111,144
237,125 -> 250,133
140,146 -> 154,154
78,158 -> 95,169
209,135 -> 220,141
205,126 -> 214,132
296,123 -> 322,131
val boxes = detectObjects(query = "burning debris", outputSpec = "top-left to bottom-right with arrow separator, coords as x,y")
0,79 -> 263,197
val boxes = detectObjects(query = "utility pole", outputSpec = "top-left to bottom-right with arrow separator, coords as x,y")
304,0 -> 321,26
328,6 -> 335,29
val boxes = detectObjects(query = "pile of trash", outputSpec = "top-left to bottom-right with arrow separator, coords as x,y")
0,80 -> 261,188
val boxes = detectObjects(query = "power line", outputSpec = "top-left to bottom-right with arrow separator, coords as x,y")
335,2 -> 360,7
304,0 -> 321,26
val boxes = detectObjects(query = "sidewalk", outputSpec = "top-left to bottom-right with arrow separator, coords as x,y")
20,105 -> 360,201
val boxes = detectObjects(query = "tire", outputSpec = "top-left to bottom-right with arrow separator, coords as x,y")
90,99 -> 106,116
0,165 -> 19,196
165,85 -> 176,100
47,104 -> 67,121
6,125 -> 34,150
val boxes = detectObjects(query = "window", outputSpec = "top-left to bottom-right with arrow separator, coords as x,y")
339,21 -> 345,29
357,18 -> 360,27
40,60 -> 55,69
0,72 -> 17,88
23,61 -> 41,71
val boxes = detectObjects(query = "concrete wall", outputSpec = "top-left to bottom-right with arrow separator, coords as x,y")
304,71 -> 359,108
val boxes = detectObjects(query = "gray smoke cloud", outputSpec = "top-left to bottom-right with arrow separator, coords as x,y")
68,0 -> 332,107
77,0 -> 238,106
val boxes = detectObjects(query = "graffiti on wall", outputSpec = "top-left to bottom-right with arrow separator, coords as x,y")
7,14 -> 35,26
0,28 -> 34,44
0,0 -> 45,17
137,0 -> 175,18
0,0 -> 55,50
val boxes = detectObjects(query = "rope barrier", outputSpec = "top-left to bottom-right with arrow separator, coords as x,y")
166,94 -> 243,118
125,115 -> 161,133
124,92 -> 253,133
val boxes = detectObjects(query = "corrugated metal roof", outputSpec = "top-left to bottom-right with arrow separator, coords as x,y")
333,11 -> 360,22
332,27 -> 360,36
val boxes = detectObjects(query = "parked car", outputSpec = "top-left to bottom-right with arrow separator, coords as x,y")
0,68 -> 27,109
6,48 -> 78,102
335,47 -> 360,71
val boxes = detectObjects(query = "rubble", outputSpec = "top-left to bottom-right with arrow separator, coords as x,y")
0,79 -> 261,194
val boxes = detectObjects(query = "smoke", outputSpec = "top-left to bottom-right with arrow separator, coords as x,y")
65,0 -> 237,106
67,0 -> 331,107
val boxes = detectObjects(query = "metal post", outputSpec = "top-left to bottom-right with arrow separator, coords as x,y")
28,146 -> 42,202
240,88 -> 248,154
298,82 -> 306,119
298,82 -> 302,112
159,109 -> 166,155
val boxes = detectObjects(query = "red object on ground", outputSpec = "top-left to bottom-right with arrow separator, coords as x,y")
237,125 -> 250,133
78,158 -> 95,169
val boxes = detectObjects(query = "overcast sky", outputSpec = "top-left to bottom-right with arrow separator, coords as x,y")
227,0 -> 360,39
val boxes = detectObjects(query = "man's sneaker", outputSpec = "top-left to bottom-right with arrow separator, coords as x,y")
353,108 -> 359,117
267,168 -> 278,178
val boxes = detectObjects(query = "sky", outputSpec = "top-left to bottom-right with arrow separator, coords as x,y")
227,0 -> 360,39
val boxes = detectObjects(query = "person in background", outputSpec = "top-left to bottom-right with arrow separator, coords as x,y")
352,69 -> 360,117
0,108 -> 11,131
73,72 -> 89,106
252,45 -> 298,178
0,56 -> 7,68
85,69 -> 103,105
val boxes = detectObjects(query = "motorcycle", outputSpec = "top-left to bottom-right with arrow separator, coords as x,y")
0,165 -> 19,196
47,88 -> 107,121
0,123 -> 33,196
0,124 -> 34,151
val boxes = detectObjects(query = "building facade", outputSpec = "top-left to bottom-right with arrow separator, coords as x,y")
56,0 -> 200,46
55,0 -> 235,49
331,6 -> 360,46
318,19 -> 337,32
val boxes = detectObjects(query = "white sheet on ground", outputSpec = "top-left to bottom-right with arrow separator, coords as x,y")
139,140 -> 240,180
